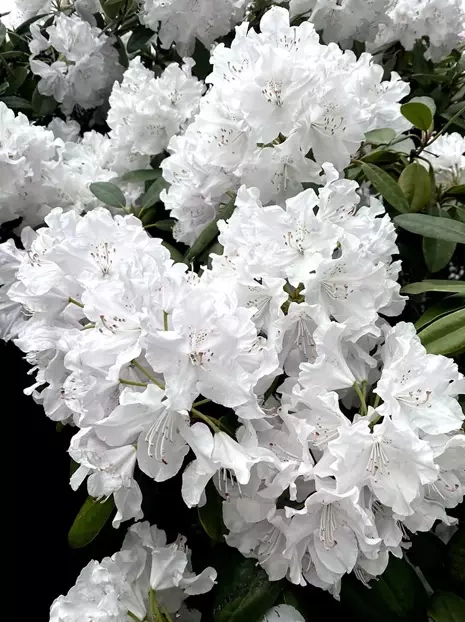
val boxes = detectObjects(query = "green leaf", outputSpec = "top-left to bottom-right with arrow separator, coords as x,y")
0,95 -> 32,109
401,101 -> 433,131
184,196 -> 235,263
395,214 -> 465,244
0,22 -> 7,47
6,65 -> 28,92
68,496 -> 115,549
341,554 -> 428,622
446,528 -> 465,587
32,86 -> 57,116
15,13 -> 51,35
213,557 -> 281,622
118,168 -> 161,184
161,241 -> 184,262
418,308 -> 465,356
89,181 -> 126,208
428,592 -> 465,622
402,280 -> 465,295
415,295 -> 465,330
151,218 -> 175,231
126,26 -> 154,54
140,177 -> 169,210
407,532 -> 447,589
423,236 -> 456,273
398,163 -> 431,212
360,163 -> 409,213
444,184 -> 465,200
198,482 -> 225,542
364,128 -> 396,145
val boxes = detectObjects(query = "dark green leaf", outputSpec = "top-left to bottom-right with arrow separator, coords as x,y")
398,162 -> 431,212
213,557 -> 281,622
360,150 -> 401,165
192,37 -> 213,81
32,87 -> 57,116
428,592 -> 465,622
89,182 -> 126,208
418,308 -> 465,355
68,496 -> 115,549
15,13 -> 51,35
0,95 -> 32,109
401,101 -> 433,131
184,197 -> 235,263
402,280 -> 465,295
360,163 -> 409,213
446,528 -> 465,587
198,482 -> 225,542
0,22 -> 6,47
6,65 -> 28,92
161,241 -> 184,262
407,532 -> 446,589
119,168 -> 161,184
151,219 -> 175,231
415,295 -> 465,330
423,237 -> 456,273
140,177 -> 169,210
444,184 -> 465,199
363,128 -> 396,145
395,214 -> 465,244
341,554 -> 428,622
127,26 -> 154,54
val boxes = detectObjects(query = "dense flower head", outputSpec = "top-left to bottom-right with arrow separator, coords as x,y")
161,7 -> 410,245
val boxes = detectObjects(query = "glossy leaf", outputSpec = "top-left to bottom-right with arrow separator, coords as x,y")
418,308 -> 465,356
32,87 -> 57,116
398,163 -> 431,212
401,280 -> 465,295
213,557 -> 281,622
119,168 -> 161,184
161,241 -> 184,262
415,295 -> 465,330
0,95 -> 32,109
444,184 -> 465,200
198,482 -> 225,542
151,219 -> 175,231
140,177 -> 169,210
395,214 -> 465,244
401,101 -> 433,130
423,236 -> 456,273
89,182 -> 126,208
184,196 -> 235,263
68,496 -> 115,549
15,13 -> 51,35
364,128 -> 396,145
360,163 -> 409,213
428,592 -> 465,622
341,554 -> 428,622
0,22 -> 6,47
127,26 -> 154,54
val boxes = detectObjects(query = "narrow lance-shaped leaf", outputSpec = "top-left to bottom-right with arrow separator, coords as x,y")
68,496 -> 115,549
401,280 -> 465,295
415,295 -> 465,331
418,308 -> 465,356
360,163 -> 409,213
89,181 -> 126,209
140,177 -> 169,210
395,214 -> 465,244
118,168 -> 161,184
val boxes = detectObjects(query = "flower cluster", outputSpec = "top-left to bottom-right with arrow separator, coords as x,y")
0,56 -> 203,228
50,521 -> 217,622
140,0 -> 248,55
161,8 -> 410,244
2,161 -> 463,597
291,0 -> 465,61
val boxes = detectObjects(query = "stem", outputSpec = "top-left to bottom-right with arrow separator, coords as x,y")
425,104 -> 465,151
353,382 -> 368,416
192,398 -> 211,408
119,378 -> 148,387
373,393 -> 381,409
191,408 -> 220,433
163,311 -> 169,331
68,297 -> 84,308
127,612 -> 142,622
131,360 -> 165,389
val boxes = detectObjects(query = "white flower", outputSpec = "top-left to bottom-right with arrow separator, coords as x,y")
261,605 -> 305,622
421,132 -> 465,190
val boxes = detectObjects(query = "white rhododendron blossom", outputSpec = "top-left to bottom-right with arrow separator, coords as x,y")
140,0 -> 248,55
290,0 -> 465,61
162,7 -> 410,244
50,521 -> 216,622
0,1 -> 464,617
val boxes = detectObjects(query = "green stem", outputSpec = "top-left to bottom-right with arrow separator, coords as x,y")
192,398 -> 211,408
119,378 -> 148,387
148,588 -> 164,622
191,408 -> 220,433
163,311 -> 169,331
131,360 -> 165,389
373,393 -> 382,409
353,382 -> 368,416
68,297 -> 84,308
127,612 -> 142,622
